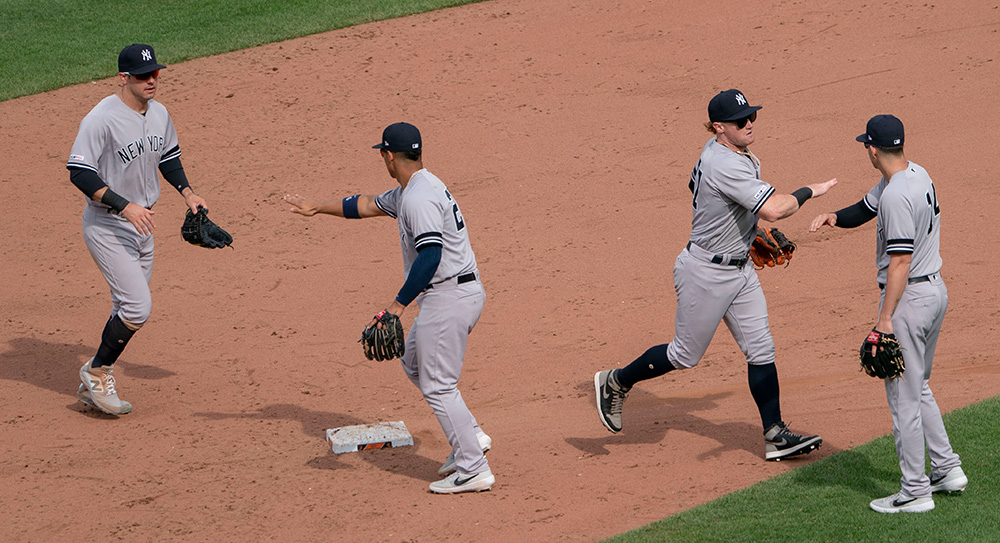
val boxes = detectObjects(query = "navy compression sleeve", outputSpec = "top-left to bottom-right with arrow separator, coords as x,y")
159,157 -> 191,194
833,198 -> 877,228
396,245 -> 442,306
68,167 -> 106,198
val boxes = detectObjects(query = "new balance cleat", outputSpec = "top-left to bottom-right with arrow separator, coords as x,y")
77,384 -> 133,415
79,358 -> 131,415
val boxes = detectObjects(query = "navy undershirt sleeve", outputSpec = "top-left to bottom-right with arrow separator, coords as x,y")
159,157 -> 191,194
833,198 -> 877,228
396,244 -> 441,306
68,167 -> 106,198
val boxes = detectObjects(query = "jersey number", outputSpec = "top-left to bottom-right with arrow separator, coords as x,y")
445,189 -> 465,231
925,182 -> 940,234
690,159 -> 703,209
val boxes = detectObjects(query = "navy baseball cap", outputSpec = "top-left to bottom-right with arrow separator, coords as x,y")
856,114 -> 904,147
372,122 -> 422,152
708,89 -> 763,122
118,44 -> 166,75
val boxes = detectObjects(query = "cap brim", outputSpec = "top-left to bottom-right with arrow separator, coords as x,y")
129,64 -> 167,75
717,105 -> 762,122
855,134 -> 869,143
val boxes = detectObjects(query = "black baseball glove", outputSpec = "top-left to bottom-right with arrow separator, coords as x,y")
859,329 -> 905,379
360,310 -> 405,361
182,207 -> 233,249
750,227 -> 796,268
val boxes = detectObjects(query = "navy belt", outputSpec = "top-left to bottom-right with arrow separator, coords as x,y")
107,204 -> 153,215
425,272 -> 477,290
878,273 -> 938,290
687,242 -> 748,268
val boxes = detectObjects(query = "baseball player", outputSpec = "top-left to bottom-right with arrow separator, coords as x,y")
810,115 -> 966,513
283,122 -> 494,494
67,44 -> 210,415
595,89 -> 838,460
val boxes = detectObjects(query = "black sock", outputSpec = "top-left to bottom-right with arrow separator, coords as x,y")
93,315 -> 137,367
748,363 -> 781,430
616,343 -> 674,390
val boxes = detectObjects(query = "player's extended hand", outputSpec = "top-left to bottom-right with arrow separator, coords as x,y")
283,194 -> 319,217
809,212 -> 838,232
183,191 -> 208,215
122,202 -> 156,235
807,178 -> 838,198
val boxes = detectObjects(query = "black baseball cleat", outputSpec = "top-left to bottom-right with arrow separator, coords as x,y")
764,422 -> 821,461
595,369 -> 630,433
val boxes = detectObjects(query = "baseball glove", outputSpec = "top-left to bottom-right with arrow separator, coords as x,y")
859,329 -> 905,379
181,207 -> 233,249
750,227 -> 795,268
359,310 -> 405,361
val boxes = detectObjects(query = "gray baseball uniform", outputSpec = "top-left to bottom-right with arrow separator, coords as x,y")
375,169 -> 489,476
866,161 -> 960,498
668,138 -> 775,368
69,95 -> 180,327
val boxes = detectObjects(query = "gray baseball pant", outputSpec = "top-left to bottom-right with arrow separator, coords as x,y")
881,275 -> 961,498
401,279 -> 488,476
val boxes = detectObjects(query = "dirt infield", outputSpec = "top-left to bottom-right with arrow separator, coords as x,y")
3,0 -> 999,541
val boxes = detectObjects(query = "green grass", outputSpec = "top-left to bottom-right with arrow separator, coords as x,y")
0,0 -> 487,101
604,395 -> 1000,542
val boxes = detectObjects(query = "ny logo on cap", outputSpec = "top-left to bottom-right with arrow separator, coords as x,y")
141,49 -> 152,61
735,93 -> 747,106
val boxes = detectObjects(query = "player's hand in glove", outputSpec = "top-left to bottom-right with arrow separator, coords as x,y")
859,329 -> 905,379
750,227 -> 796,268
360,310 -> 405,361
181,206 -> 233,249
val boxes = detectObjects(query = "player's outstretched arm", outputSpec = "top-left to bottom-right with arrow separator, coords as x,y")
283,194 -> 386,218
757,178 -> 838,222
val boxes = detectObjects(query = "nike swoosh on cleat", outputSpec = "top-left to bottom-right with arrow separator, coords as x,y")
892,496 -> 917,507
454,474 -> 477,486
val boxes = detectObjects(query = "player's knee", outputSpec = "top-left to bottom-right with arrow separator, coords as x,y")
119,300 -> 152,329
667,344 -> 700,369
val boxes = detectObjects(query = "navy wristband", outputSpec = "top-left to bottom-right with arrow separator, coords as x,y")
100,188 -> 130,213
343,195 -> 361,219
791,187 -> 813,207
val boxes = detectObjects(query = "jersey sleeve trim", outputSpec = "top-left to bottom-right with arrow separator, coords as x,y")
375,197 -> 396,218
159,145 -> 182,163
67,161 -> 97,173
751,186 -> 775,214
414,231 -> 443,250
863,196 -> 878,213
886,238 -> 914,254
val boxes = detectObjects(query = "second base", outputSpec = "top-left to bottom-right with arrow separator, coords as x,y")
325,421 -> 414,454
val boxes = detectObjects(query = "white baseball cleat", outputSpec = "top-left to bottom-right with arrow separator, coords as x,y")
870,492 -> 935,514
930,466 -> 968,493
79,358 -> 132,415
429,469 -> 495,494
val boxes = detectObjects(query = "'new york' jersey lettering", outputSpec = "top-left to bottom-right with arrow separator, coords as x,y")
67,95 -> 180,209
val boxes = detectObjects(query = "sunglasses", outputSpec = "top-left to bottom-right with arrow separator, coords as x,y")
734,111 -> 757,129
128,70 -> 159,81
